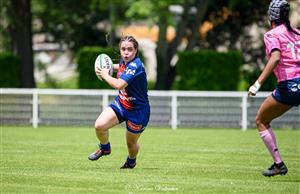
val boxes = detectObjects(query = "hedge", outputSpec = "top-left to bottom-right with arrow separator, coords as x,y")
243,68 -> 276,91
0,52 -> 21,88
175,50 -> 243,91
76,47 -> 119,89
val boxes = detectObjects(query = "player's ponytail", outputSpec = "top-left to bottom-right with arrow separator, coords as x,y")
279,4 -> 300,35
284,20 -> 300,35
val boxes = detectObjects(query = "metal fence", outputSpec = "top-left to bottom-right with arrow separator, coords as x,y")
1,88 -> 299,130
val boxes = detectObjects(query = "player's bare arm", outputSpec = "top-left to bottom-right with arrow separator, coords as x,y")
113,64 -> 119,72
99,67 -> 128,90
248,50 -> 280,96
257,50 -> 280,85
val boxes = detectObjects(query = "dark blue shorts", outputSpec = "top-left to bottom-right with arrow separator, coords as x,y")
272,78 -> 300,106
109,99 -> 150,134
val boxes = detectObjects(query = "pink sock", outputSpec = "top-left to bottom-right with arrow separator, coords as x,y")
267,127 -> 277,148
259,129 -> 282,164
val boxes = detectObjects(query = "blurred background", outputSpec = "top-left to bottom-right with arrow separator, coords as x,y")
1,3 -> 299,193
0,0 -> 299,90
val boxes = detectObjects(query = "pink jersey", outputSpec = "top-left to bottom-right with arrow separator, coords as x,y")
264,24 -> 300,82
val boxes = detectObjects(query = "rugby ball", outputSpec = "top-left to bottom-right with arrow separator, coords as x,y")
94,53 -> 113,80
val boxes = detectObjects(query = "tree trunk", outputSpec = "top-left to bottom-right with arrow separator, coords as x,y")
164,1 -> 191,90
108,3 -> 116,46
9,0 -> 35,88
154,14 -> 169,90
186,0 -> 209,50
155,2 -> 190,90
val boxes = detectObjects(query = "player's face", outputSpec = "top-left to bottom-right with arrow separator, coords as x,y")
120,41 -> 137,64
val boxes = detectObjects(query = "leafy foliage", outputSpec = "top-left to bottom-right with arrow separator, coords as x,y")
175,50 -> 243,90
76,46 -> 119,89
242,67 -> 277,91
0,52 -> 21,87
31,0 -> 129,51
1,0 -> 286,90
204,0 -> 269,67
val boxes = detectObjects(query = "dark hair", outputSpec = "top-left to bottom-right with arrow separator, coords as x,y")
274,4 -> 300,35
119,35 -> 139,57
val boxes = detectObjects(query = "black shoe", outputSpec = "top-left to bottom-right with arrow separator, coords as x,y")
262,162 -> 288,177
120,162 -> 136,169
88,149 -> 111,161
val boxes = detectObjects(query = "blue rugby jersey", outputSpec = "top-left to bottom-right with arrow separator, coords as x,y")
116,57 -> 149,110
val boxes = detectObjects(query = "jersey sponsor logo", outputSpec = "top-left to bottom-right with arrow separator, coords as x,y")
127,120 -> 142,131
119,95 -> 136,101
119,90 -> 136,101
119,89 -> 135,110
266,33 -> 274,38
129,62 -> 137,68
125,68 -> 136,75
290,83 -> 300,92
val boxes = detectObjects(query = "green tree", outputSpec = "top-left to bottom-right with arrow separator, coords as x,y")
0,0 -> 274,90
126,0 -> 209,90
202,0 -> 270,90
127,0 -> 271,90
32,0 -> 129,52
204,0 -> 269,65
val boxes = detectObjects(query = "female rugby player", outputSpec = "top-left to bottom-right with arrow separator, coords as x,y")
248,0 -> 300,177
88,36 -> 150,169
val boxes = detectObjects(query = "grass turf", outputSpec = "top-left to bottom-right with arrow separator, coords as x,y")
1,127 -> 299,194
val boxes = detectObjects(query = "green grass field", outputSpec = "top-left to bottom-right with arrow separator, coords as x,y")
1,127 -> 299,194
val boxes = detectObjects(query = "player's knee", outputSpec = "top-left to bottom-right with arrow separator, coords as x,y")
255,115 -> 262,128
255,115 -> 269,129
94,122 -> 106,132
126,141 -> 138,150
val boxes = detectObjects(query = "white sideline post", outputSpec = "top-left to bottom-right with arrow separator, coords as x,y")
171,92 -> 177,130
32,89 -> 39,128
241,93 -> 248,131
102,90 -> 109,111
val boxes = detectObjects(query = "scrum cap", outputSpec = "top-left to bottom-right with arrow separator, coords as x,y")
268,0 -> 289,21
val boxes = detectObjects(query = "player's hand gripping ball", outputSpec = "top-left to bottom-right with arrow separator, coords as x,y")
94,53 -> 113,80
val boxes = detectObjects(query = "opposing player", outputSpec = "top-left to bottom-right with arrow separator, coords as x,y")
88,36 -> 150,169
248,0 -> 300,177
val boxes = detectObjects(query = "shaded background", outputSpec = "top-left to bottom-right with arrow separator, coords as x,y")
0,0 -> 299,90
